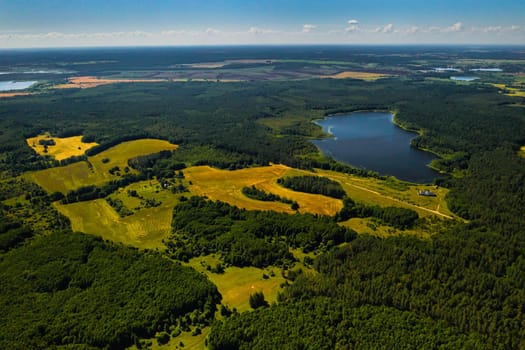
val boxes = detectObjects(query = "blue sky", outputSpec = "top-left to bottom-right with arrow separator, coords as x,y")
1,0 -> 524,47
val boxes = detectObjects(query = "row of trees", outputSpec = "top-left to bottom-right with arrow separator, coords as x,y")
277,175 -> 346,199
241,185 -> 298,209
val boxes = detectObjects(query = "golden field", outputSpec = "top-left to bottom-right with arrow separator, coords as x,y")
26,134 -> 99,161
321,71 -> 389,81
54,76 -> 167,89
184,164 -> 343,217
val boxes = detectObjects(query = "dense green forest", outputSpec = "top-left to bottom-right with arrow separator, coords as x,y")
208,297 -> 485,349
167,196 -> 355,265
1,46 -> 525,348
0,231 -> 220,349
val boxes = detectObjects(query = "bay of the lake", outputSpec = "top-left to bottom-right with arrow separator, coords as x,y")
311,111 -> 438,183
0,81 -> 37,91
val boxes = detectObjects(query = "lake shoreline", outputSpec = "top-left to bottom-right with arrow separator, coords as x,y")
311,111 -> 439,183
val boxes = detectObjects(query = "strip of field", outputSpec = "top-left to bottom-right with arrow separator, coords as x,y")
321,71 -> 389,80
0,92 -> 33,98
54,76 -> 167,89
25,139 -> 178,193
26,134 -> 98,161
184,164 -> 343,216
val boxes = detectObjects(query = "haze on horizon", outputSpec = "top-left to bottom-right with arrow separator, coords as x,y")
0,0 -> 524,48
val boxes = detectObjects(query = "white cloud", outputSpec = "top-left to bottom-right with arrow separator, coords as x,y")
443,22 -> 463,32
205,28 -> 220,35
348,19 -> 359,25
248,27 -> 280,35
302,24 -> 317,33
375,24 -> 394,33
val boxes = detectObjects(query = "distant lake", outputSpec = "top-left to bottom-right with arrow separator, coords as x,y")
311,111 -> 438,183
0,81 -> 37,91
450,76 -> 479,81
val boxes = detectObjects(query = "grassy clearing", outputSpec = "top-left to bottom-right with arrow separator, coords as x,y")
186,255 -> 286,313
184,165 -> 343,217
321,71 -> 389,81
53,179 -> 184,249
341,217 -> 431,239
26,134 -> 99,161
25,139 -> 177,193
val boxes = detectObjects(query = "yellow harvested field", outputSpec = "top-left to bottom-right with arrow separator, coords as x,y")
25,139 -> 178,193
54,76 -> 167,89
26,134 -> 98,161
321,71 -> 389,80
493,83 -> 525,97
184,164 -> 343,216
54,198 -> 172,249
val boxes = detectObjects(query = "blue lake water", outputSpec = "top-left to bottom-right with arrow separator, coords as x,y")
0,81 -> 37,91
311,111 -> 438,183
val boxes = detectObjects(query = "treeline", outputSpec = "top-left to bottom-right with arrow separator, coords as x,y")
241,185 -> 298,209
277,175 -> 346,199
167,196 -> 355,266
337,197 -> 419,229
0,231 -> 221,349
209,297 -> 485,349
0,220 -> 33,253
61,173 -> 147,203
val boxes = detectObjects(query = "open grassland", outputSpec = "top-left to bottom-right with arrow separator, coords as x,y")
25,139 -> 178,193
184,165 -> 343,216
321,71 -> 389,80
54,179 -> 183,249
187,255 -> 286,313
54,76 -> 167,89
26,134 -> 98,161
